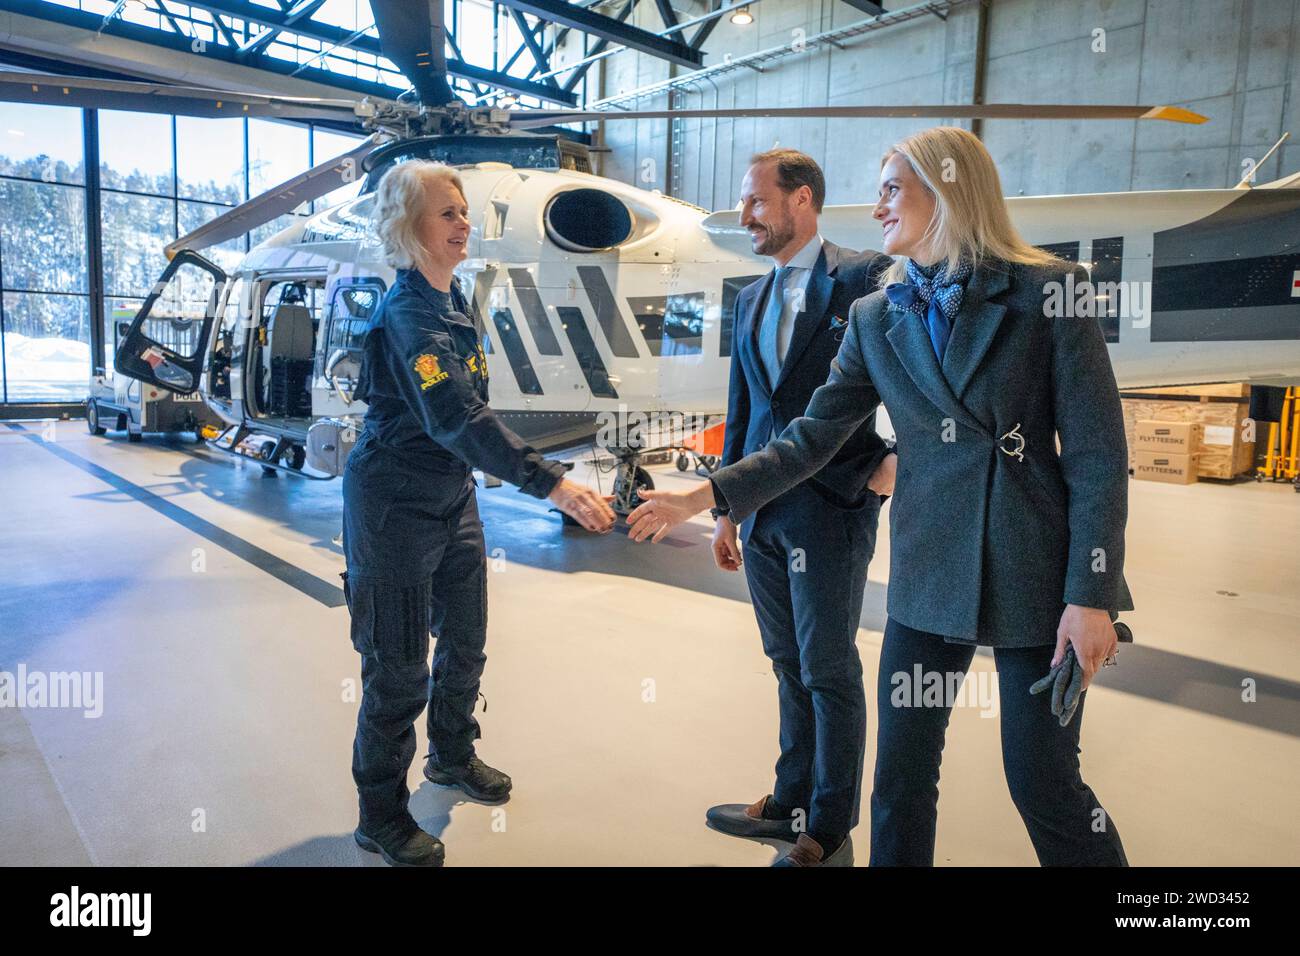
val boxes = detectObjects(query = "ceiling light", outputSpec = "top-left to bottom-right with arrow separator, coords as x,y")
731,5 -> 754,25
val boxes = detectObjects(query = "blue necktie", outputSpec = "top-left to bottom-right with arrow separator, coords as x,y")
758,266 -> 792,389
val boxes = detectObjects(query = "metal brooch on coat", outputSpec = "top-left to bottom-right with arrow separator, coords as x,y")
999,422 -> 1026,462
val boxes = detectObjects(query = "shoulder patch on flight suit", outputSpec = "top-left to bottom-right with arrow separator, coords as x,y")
413,353 -> 450,390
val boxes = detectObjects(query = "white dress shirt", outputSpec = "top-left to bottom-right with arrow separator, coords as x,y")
767,233 -> 824,367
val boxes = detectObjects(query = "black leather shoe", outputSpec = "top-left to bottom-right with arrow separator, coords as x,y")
705,795 -> 799,843
354,826 -> 445,867
424,756 -> 512,802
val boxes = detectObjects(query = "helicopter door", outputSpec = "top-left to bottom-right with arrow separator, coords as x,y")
115,250 -> 227,394
313,278 -> 385,418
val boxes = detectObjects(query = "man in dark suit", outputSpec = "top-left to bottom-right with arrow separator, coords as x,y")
704,149 -> 896,867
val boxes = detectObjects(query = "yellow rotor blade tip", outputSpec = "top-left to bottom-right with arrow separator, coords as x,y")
1143,105 -> 1208,124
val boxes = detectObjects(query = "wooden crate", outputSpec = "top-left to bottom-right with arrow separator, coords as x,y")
1120,383 -> 1254,479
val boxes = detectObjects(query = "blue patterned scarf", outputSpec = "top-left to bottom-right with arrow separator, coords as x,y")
901,257 -> 973,321
883,258 -> 974,364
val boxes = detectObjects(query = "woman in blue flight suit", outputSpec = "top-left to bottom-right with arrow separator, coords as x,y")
344,160 -> 614,867
627,127 -> 1131,867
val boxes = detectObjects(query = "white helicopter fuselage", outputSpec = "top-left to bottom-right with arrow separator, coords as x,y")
202,163 -> 1300,457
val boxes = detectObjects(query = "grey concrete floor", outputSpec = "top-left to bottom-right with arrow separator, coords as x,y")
1,419 -> 1297,866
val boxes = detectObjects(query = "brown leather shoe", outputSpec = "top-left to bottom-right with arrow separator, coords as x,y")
773,833 -> 854,867
705,794 -> 800,842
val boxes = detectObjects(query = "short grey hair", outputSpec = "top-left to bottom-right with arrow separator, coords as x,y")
372,159 -> 467,270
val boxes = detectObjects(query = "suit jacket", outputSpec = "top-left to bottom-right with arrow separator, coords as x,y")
712,260 -> 1135,646
721,240 -> 894,521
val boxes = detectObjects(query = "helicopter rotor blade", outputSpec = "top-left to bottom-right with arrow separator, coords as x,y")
508,103 -> 1209,129
0,70 -> 367,122
369,0 -> 454,107
165,136 -> 378,258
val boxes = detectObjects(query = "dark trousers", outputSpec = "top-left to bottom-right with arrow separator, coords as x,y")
741,483 -> 879,840
870,617 -> 1129,866
342,447 -> 488,840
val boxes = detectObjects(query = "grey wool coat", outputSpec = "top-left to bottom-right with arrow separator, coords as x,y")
710,259 -> 1135,647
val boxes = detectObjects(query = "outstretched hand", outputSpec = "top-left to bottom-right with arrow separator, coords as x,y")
626,485 -> 713,543
548,479 -> 616,533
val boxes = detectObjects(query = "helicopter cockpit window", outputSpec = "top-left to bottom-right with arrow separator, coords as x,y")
627,292 -> 706,357
319,280 -> 385,379
361,136 -> 567,193
140,264 -> 221,361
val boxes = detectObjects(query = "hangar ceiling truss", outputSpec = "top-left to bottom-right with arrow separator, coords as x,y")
0,0 -> 744,109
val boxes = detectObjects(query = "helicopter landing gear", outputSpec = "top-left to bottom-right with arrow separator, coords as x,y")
610,449 -> 655,518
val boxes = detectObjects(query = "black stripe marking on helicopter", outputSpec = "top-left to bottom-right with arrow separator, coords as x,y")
1150,301 -> 1300,342
462,272 -> 493,354
627,292 -> 706,356
1150,189 -> 1300,341
1036,239 -> 1124,342
490,308 -> 545,395
1092,237 -> 1124,343
1037,241 -> 1081,262
720,275 -> 765,358
507,268 -> 563,355
575,265 -> 641,358
4,424 -> 346,608
556,306 -> 619,399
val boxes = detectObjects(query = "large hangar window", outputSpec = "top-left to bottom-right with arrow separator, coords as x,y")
0,102 -> 363,408
0,103 -> 89,404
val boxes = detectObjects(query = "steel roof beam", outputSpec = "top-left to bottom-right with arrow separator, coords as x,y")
493,0 -> 702,67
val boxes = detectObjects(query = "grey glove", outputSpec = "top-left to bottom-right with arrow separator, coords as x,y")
1029,646 -> 1085,727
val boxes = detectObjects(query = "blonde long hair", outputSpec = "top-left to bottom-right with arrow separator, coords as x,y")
878,126 -> 1058,286
372,159 -> 466,270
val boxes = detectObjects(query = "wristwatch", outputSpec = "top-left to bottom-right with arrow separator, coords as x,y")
708,479 -> 731,520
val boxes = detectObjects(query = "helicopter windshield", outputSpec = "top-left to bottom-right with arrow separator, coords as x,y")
361,135 -> 583,193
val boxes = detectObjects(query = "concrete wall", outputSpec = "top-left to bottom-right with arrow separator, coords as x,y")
569,0 -> 1300,210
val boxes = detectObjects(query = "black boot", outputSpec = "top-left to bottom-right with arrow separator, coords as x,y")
354,826 -> 445,867
424,755 -> 512,802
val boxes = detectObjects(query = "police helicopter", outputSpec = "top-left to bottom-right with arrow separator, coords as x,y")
4,1 -> 1296,512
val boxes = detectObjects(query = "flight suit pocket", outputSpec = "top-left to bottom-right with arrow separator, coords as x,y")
342,573 -> 432,666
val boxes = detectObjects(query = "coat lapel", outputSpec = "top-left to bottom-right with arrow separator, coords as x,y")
737,273 -> 774,399
885,302 -> 987,436
772,243 -> 836,395
941,264 -> 1011,401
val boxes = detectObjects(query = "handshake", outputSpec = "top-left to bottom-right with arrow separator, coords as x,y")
545,476 -> 716,543
626,452 -> 900,562
552,452 -> 903,545
547,479 -> 618,533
